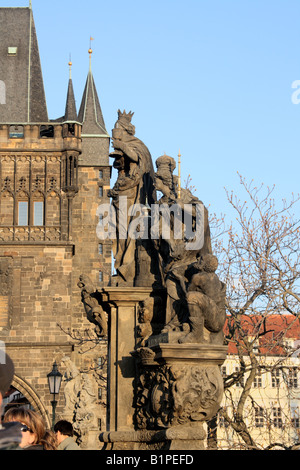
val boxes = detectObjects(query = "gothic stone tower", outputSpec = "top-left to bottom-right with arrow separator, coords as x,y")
0,5 -> 111,447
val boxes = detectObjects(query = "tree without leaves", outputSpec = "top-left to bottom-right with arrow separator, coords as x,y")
209,173 -> 300,450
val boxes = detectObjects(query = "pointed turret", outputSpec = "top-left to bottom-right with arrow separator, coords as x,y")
78,47 -> 110,166
78,49 -> 108,136
63,61 -> 78,122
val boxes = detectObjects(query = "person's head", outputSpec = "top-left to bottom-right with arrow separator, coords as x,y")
198,254 -> 219,273
4,407 -> 56,450
0,352 -> 15,420
54,420 -> 74,444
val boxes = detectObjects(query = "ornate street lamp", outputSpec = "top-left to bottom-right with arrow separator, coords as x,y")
47,361 -> 62,429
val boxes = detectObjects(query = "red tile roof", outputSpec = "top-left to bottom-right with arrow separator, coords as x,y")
224,314 -> 300,356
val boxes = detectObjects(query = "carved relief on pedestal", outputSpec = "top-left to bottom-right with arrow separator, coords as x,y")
61,356 -> 103,450
135,363 -> 223,431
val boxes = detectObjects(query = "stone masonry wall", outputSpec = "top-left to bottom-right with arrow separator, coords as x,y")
0,125 -> 110,446
0,244 -> 74,425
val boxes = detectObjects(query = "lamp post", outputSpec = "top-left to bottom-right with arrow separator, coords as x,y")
47,361 -> 62,429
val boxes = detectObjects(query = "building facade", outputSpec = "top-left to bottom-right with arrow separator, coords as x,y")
0,5 -> 111,448
217,315 -> 300,450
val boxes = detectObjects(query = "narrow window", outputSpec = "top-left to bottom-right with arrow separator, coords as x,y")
40,125 -> 54,138
18,201 -> 29,226
33,201 -> 44,226
272,407 -> 282,428
99,186 -> 103,198
0,80 -> 5,104
291,407 -> 300,428
271,369 -> 280,388
98,243 -> 103,255
99,271 -> 103,282
67,124 -> 75,136
253,368 -> 262,388
99,170 -> 103,179
254,407 -> 264,428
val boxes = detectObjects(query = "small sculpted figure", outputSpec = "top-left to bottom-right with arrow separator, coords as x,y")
137,298 -> 154,347
77,275 -> 108,338
179,254 -> 226,344
154,155 -> 213,332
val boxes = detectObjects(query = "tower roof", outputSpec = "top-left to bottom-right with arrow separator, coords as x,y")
63,63 -> 78,122
0,6 -> 48,123
78,55 -> 108,136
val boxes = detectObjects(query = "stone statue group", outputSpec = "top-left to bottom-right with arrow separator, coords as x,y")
79,110 -> 226,348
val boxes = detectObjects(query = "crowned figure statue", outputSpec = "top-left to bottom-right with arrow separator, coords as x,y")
108,110 -> 156,284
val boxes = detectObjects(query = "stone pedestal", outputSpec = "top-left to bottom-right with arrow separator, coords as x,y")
99,287 -> 227,450
100,287 -> 153,435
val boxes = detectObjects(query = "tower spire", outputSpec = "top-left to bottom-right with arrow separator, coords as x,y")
69,54 -> 72,80
78,39 -> 108,135
64,57 -> 77,122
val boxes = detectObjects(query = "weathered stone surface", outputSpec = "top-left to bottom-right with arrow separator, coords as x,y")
0,114 -> 109,446
80,111 -> 228,450
108,110 -> 157,286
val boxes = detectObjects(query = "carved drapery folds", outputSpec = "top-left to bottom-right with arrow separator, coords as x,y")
108,110 -> 157,286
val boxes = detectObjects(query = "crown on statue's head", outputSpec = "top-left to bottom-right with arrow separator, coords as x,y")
118,109 -> 134,122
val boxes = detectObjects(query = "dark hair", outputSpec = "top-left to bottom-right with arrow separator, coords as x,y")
54,420 -> 74,437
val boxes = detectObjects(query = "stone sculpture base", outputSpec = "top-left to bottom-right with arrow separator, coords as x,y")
99,287 -> 227,451
100,426 -> 206,450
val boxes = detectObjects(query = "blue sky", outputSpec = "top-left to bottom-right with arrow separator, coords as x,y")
1,0 -> 300,223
